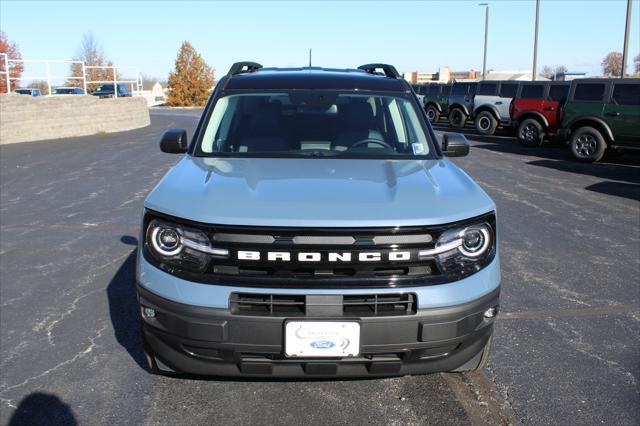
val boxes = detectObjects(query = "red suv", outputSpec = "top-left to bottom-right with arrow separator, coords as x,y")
511,81 -> 571,146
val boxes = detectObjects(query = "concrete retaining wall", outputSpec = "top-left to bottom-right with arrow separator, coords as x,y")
0,94 -> 150,145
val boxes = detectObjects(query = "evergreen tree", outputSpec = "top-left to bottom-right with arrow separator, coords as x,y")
167,41 -> 214,107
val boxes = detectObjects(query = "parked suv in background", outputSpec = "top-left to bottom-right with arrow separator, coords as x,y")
411,84 -> 427,105
14,88 -> 42,96
424,84 -> 451,123
138,62 -> 500,378
472,81 -> 519,135
511,81 -> 570,146
92,83 -> 131,98
559,78 -> 640,162
53,87 -> 86,95
448,82 -> 478,128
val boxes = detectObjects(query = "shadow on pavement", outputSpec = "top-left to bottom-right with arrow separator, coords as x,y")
8,392 -> 77,426
526,158 -> 640,186
107,237 -> 148,372
584,181 -> 640,202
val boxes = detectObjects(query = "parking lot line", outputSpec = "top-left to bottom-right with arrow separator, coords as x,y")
442,371 -> 520,426
499,304 -> 640,320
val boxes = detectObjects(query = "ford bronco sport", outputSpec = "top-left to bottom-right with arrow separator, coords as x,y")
559,78 -> 640,162
472,81 -> 519,135
512,81 -> 570,147
138,62 -> 500,378
448,82 -> 478,128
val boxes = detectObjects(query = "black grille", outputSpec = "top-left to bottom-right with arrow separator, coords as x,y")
143,210 -> 496,289
230,293 -> 416,317
230,293 -> 306,316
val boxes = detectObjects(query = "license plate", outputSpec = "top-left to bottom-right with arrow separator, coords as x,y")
285,321 -> 360,357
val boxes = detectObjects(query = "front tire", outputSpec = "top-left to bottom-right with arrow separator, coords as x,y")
518,118 -> 545,147
448,108 -> 467,129
570,126 -> 606,162
426,105 -> 439,122
474,111 -> 498,135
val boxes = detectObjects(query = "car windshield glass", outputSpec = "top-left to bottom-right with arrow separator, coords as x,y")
96,85 -> 113,92
197,91 -> 435,159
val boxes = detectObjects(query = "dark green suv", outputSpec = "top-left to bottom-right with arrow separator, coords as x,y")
424,84 -> 451,122
559,78 -> 640,162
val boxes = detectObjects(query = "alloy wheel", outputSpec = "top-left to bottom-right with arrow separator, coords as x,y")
575,134 -> 597,157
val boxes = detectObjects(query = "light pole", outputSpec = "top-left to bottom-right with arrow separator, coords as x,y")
621,0 -> 632,78
479,3 -> 489,80
532,0 -> 540,81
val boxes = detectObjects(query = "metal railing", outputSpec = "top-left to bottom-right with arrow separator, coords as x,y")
0,53 -> 142,97
85,65 -> 142,97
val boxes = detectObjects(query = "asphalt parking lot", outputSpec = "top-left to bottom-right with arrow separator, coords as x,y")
1,109 -> 638,425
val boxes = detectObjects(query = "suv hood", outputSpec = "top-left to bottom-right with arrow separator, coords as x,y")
145,157 -> 495,227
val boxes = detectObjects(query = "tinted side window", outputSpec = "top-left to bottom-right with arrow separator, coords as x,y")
612,84 -> 640,106
574,83 -> 605,101
499,83 -> 518,98
429,85 -> 439,95
452,83 -> 468,95
548,85 -> 570,103
442,85 -> 452,96
478,83 -> 498,95
520,84 -> 545,99
468,83 -> 478,94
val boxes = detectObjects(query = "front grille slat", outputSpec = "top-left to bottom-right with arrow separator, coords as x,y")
230,293 -> 416,317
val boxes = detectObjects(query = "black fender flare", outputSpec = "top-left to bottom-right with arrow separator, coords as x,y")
425,102 -> 442,113
473,104 -> 500,121
517,111 -> 550,129
566,116 -> 615,141
449,103 -> 470,116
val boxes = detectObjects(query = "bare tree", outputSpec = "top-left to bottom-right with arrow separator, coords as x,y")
540,65 -> 567,80
66,32 -> 118,91
28,80 -> 50,95
141,74 -> 159,91
601,52 -> 623,77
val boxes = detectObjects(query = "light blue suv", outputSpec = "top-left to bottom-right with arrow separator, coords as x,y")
137,62 -> 500,378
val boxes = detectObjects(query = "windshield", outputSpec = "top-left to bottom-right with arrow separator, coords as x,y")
96,85 -> 113,92
196,91 -> 435,159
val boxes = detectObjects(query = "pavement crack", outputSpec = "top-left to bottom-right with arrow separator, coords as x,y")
32,252 -> 130,346
0,325 -> 107,396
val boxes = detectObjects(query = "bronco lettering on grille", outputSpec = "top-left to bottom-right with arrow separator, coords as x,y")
237,251 -> 412,262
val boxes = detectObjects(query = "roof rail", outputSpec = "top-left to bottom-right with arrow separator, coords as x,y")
358,63 -> 400,79
227,61 -> 263,76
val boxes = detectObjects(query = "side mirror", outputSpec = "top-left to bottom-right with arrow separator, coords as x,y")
160,128 -> 188,154
441,132 -> 470,157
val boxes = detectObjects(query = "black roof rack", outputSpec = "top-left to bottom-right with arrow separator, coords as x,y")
227,61 -> 263,77
358,63 -> 400,79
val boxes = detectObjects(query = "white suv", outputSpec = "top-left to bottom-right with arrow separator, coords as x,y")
472,81 -> 519,135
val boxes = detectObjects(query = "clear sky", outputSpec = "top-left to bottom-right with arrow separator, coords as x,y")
1,0 -> 638,81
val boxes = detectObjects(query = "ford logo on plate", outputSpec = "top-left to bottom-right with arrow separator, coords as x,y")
310,340 -> 336,349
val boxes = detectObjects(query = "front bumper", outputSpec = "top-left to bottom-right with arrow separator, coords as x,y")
137,284 -> 499,378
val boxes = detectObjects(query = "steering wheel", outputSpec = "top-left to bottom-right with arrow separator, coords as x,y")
348,139 -> 394,150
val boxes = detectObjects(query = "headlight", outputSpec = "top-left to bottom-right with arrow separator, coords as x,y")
145,219 -> 228,272
419,221 -> 495,277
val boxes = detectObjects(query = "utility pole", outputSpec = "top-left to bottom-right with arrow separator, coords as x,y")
621,0 -> 632,78
309,49 -> 312,67
479,3 -> 489,80
532,0 -> 540,81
